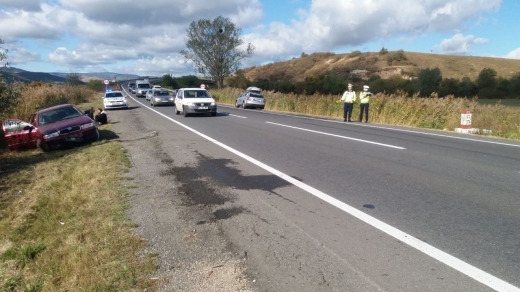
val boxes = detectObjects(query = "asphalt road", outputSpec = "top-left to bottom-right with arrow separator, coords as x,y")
119,85 -> 520,291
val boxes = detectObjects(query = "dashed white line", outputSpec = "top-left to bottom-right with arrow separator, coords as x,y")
266,121 -> 406,150
219,104 -> 520,148
122,86 -> 519,292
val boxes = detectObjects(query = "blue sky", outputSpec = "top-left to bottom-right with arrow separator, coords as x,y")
0,0 -> 519,76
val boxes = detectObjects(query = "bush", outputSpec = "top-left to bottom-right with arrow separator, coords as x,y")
350,50 -> 362,58
386,50 -> 408,65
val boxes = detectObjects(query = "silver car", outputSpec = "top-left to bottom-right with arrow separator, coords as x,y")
236,86 -> 265,109
150,89 -> 174,106
145,89 -> 153,101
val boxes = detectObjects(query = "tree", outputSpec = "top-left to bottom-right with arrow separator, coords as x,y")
0,39 -> 21,118
176,75 -> 200,88
417,67 -> 442,97
457,77 -> 477,98
477,68 -> 497,98
162,74 -> 179,89
181,16 -> 254,89
66,72 -> 83,85
438,78 -> 459,97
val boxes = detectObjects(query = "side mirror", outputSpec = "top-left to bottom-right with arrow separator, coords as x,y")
23,125 -> 33,131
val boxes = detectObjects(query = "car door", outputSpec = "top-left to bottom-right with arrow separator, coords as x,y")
174,90 -> 181,111
2,119 -> 37,151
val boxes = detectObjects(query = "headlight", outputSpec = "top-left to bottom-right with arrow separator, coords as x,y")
169,98 -> 174,101
186,102 -> 194,106
43,132 -> 59,139
210,102 -> 216,106
155,98 -> 161,101
80,122 -> 95,129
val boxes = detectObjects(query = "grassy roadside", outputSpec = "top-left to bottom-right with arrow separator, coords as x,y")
211,88 -> 520,140
0,96 -> 157,291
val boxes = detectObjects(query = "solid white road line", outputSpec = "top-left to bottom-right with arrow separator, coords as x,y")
266,121 -> 406,150
229,114 -> 247,118
123,87 -> 519,292
219,104 -> 520,148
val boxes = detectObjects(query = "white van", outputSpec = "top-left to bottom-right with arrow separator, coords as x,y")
135,80 -> 151,97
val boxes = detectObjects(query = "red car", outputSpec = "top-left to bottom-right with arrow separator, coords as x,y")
2,104 -> 100,151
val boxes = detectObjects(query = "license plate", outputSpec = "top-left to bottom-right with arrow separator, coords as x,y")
198,106 -> 208,109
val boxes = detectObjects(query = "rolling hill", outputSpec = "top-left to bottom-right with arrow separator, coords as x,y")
0,67 -> 67,83
241,51 -> 520,82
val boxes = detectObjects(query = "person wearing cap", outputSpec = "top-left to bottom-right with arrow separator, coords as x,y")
340,83 -> 357,122
359,85 -> 371,123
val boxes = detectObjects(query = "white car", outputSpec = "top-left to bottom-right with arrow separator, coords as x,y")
153,85 -> 162,89
174,88 -> 217,117
103,90 -> 128,110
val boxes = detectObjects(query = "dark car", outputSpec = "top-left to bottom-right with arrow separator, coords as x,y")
2,104 -> 100,151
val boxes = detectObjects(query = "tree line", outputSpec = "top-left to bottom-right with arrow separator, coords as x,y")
227,67 -> 520,99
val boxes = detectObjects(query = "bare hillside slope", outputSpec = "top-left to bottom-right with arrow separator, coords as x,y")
242,51 -> 520,82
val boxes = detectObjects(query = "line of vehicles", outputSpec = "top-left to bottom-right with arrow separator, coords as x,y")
128,79 -> 223,117
2,79 -> 266,152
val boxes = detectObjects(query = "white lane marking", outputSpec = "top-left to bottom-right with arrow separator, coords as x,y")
229,114 -> 247,118
219,104 -> 520,148
123,86 -> 519,292
266,121 -> 406,150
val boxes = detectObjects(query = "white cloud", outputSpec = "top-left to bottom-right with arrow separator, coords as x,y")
0,0 -> 504,75
505,48 -> 520,59
0,0 -> 41,11
245,0 -> 501,59
433,33 -> 488,55
9,47 -> 40,64
0,4 -> 77,40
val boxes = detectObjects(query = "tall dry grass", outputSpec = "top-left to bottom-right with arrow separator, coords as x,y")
211,88 -> 520,140
1,83 -> 94,122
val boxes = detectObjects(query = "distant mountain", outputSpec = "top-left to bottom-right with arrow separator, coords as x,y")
0,67 -> 141,83
0,67 -> 67,83
50,72 -> 141,82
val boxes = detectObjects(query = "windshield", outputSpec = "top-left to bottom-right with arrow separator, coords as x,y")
156,91 -> 170,96
38,106 -> 82,125
184,90 -> 209,98
105,92 -> 124,98
249,93 -> 264,98
137,84 -> 150,89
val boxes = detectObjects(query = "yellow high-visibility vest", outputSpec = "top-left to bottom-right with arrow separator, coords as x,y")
360,92 -> 371,104
341,90 -> 357,103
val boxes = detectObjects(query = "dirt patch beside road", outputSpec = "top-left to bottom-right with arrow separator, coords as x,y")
108,107 -> 253,291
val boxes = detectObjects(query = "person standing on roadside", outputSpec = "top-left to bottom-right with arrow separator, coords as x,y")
340,83 -> 357,122
359,85 -> 371,123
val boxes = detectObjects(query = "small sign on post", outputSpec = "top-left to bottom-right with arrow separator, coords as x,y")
200,84 -> 206,89
460,109 -> 472,129
104,79 -> 109,91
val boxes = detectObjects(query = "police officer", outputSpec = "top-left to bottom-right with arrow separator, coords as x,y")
359,85 -> 371,123
340,83 -> 356,122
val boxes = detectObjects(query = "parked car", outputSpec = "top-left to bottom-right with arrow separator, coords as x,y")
103,90 -> 128,110
2,104 -> 100,151
145,89 -> 154,101
236,86 -> 265,109
153,85 -> 162,89
150,89 -> 174,106
174,88 -> 217,117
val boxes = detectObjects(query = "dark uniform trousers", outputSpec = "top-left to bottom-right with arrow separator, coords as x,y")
343,103 -> 353,121
359,103 -> 369,122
